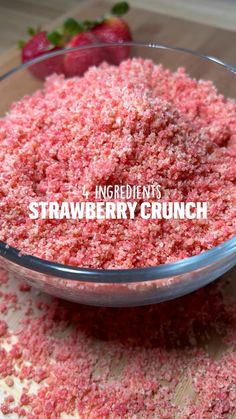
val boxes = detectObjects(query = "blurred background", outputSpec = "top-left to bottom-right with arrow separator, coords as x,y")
0,0 -> 235,53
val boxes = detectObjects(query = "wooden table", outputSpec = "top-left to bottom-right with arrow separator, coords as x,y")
1,0 -> 236,76
0,1 -> 235,417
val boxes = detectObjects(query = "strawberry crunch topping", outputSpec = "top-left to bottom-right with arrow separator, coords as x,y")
0,58 -> 236,268
0,269 -> 236,417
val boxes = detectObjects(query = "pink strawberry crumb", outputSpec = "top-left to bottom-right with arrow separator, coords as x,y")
0,320 -> 8,337
5,377 -> 14,387
19,282 -> 31,292
0,268 -> 236,417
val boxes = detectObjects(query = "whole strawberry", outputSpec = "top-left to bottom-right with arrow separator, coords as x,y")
20,30 -> 64,79
92,16 -> 132,65
64,32 -> 105,77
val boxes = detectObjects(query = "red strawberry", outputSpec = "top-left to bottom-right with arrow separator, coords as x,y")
92,17 -> 132,65
64,32 -> 106,77
21,31 -> 64,79
19,3 -> 132,79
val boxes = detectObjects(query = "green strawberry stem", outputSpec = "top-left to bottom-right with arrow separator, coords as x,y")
111,1 -> 129,16
18,39 -> 26,49
47,31 -> 64,47
63,18 -> 85,35
27,26 -> 41,36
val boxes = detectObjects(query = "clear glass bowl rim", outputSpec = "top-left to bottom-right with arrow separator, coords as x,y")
0,42 -> 235,283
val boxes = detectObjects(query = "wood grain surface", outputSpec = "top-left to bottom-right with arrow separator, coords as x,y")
1,0 -> 236,77
0,0 -> 235,54
0,0 -> 235,417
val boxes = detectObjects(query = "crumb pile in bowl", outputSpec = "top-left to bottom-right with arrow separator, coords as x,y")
0,58 -> 235,269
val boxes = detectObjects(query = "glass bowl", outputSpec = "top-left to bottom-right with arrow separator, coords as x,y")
0,43 -> 235,307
